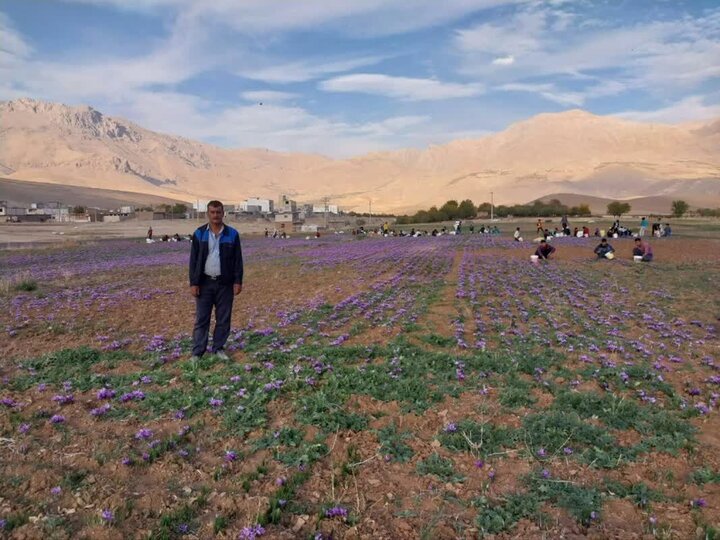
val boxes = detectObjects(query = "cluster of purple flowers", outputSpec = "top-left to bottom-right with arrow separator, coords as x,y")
238,524 -> 266,539
324,506 -> 348,519
120,390 -> 145,402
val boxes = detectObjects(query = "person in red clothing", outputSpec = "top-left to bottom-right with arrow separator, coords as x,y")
633,238 -> 653,262
534,239 -> 556,260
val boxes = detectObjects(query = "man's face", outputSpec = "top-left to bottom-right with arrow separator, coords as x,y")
208,205 -> 224,225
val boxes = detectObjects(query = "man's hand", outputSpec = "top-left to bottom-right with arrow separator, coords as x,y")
233,284 -> 242,296
190,285 -> 200,297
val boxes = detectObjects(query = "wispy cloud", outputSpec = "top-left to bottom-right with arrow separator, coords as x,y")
61,0 -> 524,36
238,56 -> 385,84
457,4 -> 720,95
616,95 -> 720,124
240,90 -> 298,103
320,74 -> 483,101
499,80 -> 628,106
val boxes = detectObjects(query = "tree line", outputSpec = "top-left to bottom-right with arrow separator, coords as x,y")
396,199 -> 592,224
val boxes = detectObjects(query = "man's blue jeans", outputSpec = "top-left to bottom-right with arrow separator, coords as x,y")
192,277 -> 234,356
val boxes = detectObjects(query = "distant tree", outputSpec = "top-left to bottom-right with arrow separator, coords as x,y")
697,207 -> 720,217
440,200 -> 460,219
355,218 -> 366,226
477,202 -> 492,215
428,206 -> 448,223
72,205 -> 86,214
671,200 -> 689,218
570,204 -> 591,216
457,199 -> 476,219
171,203 -> 188,215
607,201 -> 631,218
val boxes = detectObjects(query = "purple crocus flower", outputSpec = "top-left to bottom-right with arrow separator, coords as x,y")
50,414 -> 65,424
691,498 -> 707,508
1,397 -> 15,408
51,486 -> 62,495
238,524 -> 266,539
536,448 -> 547,457
225,450 -> 238,462
120,390 -> 145,402
52,394 -> 74,405
97,388 -> 116,400
18,423 -> 30,434
101,509 -> 114,522
90,403 -> 111,417
541,469 -> 551,479
135,428 -> 153,440
325,506 -> 348,518
444,422 -> 457,433
209,397 -> 224,408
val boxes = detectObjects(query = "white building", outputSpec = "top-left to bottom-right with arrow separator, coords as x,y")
192,199 -> 212,212
312,204 -> 339,214
277,194 -> 297,213
240,197 -> 274,214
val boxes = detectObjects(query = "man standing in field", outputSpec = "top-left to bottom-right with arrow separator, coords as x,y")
639,216 -> 648,237
189,201 -> 243,360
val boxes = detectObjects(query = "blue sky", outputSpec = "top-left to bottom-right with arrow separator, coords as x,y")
1,0 -> 719,156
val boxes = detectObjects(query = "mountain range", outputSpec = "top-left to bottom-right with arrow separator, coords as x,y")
1,98 -> 718,214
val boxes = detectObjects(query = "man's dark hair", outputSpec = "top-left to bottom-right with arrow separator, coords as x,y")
634,238 -> 641,242
207,200 -> 224,211
601,238 -> 607,242
540,239 -> 546,244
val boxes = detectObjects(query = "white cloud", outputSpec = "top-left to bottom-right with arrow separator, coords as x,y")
240,90 -> 297,103
238,56 -> 385,83
492,55 -> 515,65
320,74 -> 484,101
456,5 -> 720,94
615,95 -> 720,124
0,12 -> 32,59
498,79 -> 628,106
61,0 -> 524,37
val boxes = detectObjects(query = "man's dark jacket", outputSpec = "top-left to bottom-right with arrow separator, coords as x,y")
189,224 -> 243,286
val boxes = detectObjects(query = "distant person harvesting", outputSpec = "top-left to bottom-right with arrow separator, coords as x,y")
594,238 -> 615,259
639,216 -> 648,237
534,239 -> 556,260
633,238 -> 653,262
189,201 -> 243,360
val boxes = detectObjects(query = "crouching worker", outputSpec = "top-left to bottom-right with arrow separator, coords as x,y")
594,238 -> 615,259
535,239 -> 556,260
633,238 -> 653,262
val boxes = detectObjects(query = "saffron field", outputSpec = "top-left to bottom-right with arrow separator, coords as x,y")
1,233 -> 719,539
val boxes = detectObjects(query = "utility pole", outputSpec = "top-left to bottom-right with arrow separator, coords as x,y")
368,198 -> 372,219
490,192 -> 494,221
323,196 -> 329,230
